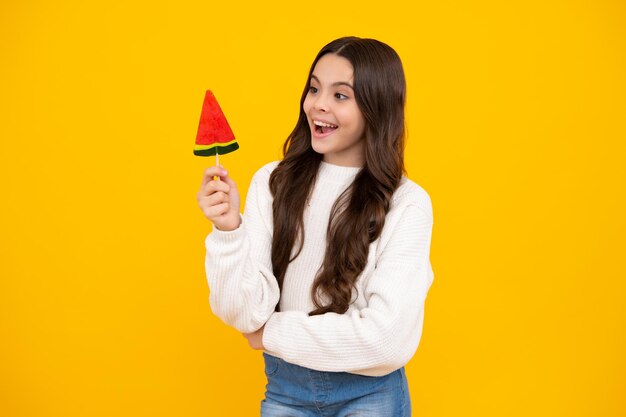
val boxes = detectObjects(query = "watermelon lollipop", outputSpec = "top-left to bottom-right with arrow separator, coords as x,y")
193,90 -> 239,158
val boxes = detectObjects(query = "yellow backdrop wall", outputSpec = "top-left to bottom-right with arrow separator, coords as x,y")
1,1 -> 625,416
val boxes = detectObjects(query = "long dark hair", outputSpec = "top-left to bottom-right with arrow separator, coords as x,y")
269,36 -> 407,316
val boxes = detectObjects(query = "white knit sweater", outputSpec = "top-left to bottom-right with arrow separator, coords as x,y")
204,160 -> 434,377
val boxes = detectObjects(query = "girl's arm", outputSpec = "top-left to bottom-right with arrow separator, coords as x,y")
203,163 -> 280,333
261,201 -> 434,377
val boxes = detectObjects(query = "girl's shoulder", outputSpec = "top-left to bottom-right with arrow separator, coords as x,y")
391,177 -> 434,222
244,161 -> 280,206
250,160 -> 281,184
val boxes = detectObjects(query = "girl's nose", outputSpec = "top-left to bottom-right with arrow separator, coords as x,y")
313,93 -> 329,112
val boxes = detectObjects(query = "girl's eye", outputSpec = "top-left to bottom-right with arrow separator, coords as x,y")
308,87 -> 347,100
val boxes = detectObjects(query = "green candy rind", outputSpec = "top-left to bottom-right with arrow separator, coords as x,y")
193,142 -> 240,156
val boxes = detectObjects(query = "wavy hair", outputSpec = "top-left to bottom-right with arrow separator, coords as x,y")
269,36 -> 407,316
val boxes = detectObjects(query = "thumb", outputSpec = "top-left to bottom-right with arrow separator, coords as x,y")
220,171 -> 238,192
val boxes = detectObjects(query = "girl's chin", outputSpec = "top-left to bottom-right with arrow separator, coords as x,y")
311,142 -> 328,155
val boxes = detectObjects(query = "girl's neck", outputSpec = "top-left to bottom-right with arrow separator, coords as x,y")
322,154 -> 364,168
318,160 -> 362,183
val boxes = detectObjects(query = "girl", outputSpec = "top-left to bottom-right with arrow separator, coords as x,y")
197,36 -> 434,416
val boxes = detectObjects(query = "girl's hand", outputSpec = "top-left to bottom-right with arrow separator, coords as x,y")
242,325 -> 265,350
197,165 -> 241,231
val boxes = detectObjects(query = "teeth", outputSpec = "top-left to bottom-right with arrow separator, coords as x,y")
313,120 -> 338,128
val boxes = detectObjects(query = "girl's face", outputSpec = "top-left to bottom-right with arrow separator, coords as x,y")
303,54 -> 366,167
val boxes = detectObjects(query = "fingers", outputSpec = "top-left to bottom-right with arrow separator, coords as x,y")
200,202 -> 230,219
198,165 -> 240,226
197,187 -> 230,211
241,329 -> 265,350
220,175 -> 238,192
198,178 -> 231,198
201,165 -> 228,188
203,189 -> 230,206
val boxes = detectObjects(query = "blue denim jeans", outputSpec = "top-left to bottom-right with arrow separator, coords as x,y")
261,352 -> 411,416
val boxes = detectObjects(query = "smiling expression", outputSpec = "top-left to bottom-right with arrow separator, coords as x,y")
303,53 -> 366,167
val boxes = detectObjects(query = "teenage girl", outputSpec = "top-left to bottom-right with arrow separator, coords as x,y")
197,36 -> 434,416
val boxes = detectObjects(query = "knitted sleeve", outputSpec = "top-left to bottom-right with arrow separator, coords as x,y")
204,164 -> 280,333
261,201 -> 434,377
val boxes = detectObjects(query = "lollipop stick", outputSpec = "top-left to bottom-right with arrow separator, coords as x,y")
215,150 -> 220,182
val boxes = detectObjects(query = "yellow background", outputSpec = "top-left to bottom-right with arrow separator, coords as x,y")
1,1 -> 625,415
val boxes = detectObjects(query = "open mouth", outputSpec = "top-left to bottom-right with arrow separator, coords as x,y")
313,120 -> 338,135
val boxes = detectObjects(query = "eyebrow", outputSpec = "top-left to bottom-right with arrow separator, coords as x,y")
310,75 -> 353,90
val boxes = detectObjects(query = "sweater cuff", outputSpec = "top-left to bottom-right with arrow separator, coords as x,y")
205,214 -> 245,248
262,313 -> 282,356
